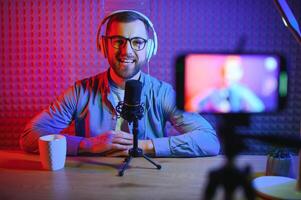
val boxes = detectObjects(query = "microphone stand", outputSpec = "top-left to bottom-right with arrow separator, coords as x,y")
118,117 -> 161,176
116,79 -> 161,176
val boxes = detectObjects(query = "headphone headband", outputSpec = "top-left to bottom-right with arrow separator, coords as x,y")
101,10 -> 155,31
96,10 -> 158,60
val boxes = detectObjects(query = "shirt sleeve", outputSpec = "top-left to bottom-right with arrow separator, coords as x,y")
19,84 -> 83,156
152,85 -> 220,157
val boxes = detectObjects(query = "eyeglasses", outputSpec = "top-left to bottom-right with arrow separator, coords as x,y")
104,36 -> 148,51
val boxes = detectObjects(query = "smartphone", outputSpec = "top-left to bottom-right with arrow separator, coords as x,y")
176,53 -> 287,113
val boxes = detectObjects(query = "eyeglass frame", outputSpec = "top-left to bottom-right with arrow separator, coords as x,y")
103,35 -> 149,51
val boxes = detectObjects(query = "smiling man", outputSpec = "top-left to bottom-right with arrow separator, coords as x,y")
106,20 -> 147,82
20,10 -> 220,157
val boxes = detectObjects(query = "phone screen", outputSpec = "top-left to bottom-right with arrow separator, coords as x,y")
176,54 -> 287,113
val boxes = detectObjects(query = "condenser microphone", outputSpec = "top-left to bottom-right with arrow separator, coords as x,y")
116,80 -> 144,123
116,80 -> 161,176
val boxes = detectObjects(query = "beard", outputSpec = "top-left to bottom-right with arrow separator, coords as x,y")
109,53 -> 146,79
111,64 -> 141,79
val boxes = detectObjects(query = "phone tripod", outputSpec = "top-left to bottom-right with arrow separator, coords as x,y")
203,115 -> 255,200
203,115 -> 301,200
118,118 -> 161,176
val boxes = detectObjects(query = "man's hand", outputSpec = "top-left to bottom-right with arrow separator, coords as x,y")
104,139 -> 155,157
79,130 -> 133,154
139,140 -> 155,155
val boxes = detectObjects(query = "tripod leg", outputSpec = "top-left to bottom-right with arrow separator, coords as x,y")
123,156 -> 130,163
142,154 -> 161,169
118,156 -> 133,176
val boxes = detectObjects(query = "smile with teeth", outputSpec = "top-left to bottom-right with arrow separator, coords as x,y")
119,58 -> 135,63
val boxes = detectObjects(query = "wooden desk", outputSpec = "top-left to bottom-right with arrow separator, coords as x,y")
0,151 -> 291,200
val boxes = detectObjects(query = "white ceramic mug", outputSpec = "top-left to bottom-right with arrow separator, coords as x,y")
38,134 -> 66,171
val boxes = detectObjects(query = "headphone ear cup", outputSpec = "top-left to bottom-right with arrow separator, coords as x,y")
146,39 -> 154,61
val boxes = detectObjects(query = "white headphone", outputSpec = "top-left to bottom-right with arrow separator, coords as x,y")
96,10 -> 158,62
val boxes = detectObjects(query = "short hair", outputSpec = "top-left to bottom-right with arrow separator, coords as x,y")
105,11 -> 150,36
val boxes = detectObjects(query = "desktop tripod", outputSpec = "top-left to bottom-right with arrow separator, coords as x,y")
118,118 -> 161,176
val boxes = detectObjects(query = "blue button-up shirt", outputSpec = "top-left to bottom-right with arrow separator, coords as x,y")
20,71 -> 220,157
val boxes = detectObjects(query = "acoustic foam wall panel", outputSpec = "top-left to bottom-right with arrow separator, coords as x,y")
0,0 -> 152,149
0,0 -> 300,154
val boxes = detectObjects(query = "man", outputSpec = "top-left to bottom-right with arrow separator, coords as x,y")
197,57 -> 264,113
20,10 -> 220,157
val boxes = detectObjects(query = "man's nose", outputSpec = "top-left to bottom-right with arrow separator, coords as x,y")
121,40 -> 134,54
